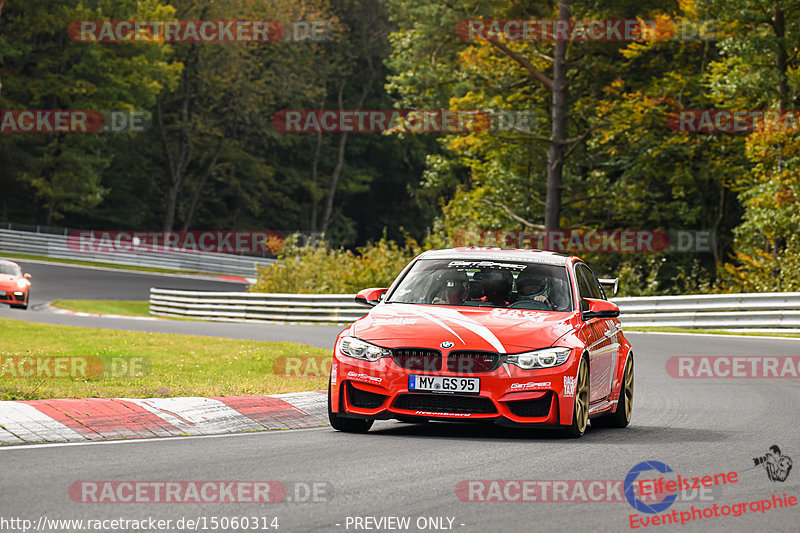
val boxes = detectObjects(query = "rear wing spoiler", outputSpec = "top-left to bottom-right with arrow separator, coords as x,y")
598,278 -> 619,297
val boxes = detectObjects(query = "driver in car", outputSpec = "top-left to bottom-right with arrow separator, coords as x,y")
515,268 -> 556,309
431,269 -> 469,305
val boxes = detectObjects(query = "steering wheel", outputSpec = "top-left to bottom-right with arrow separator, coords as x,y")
508,299 -> 551,311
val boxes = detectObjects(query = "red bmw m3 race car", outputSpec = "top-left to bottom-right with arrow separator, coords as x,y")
328,248 -> 634,438
0,259 -> 32,310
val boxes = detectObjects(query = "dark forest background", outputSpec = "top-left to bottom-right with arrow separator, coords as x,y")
2,0 -> 799,294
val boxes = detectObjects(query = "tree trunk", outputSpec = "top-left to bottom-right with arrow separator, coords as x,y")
771,6 -> 788,283
309,118 -> 324,231
180,136 -> 224,231
44,196 -> 55,226
545,0 -> 570,231
157,84 -> 193,231
320,82 -> 349,234
320,59 -> 376,234
774,7 -> 788,114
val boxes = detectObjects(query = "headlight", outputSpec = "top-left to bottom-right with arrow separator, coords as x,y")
506,347 -> 571,369
339,336 -> 391,362
16,279 -> 28,289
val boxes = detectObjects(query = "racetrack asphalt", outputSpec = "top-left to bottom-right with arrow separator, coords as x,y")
0,259 -> 344,347
6,258 -> 249,302
1,260 -> 798,531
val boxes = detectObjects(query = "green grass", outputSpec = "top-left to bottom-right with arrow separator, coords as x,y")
1,252 -> 225,276
0,318 -> 330,400
51,299 -> 151,317
626,327 -> 800,338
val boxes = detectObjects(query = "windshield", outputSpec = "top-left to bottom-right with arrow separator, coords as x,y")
387,258 -> 573,312
0,264 -> 22,277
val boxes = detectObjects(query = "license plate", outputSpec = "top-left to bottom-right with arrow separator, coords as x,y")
0,291 -> 5,297
409,375 -> 480,394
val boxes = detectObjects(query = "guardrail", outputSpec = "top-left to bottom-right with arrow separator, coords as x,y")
149,289 -> 800,329
614,292 -> 800,329
0,228 -> 270,277
150,288 -> 365,323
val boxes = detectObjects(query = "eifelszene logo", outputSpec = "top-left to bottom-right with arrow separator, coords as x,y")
625,461 -> 678,514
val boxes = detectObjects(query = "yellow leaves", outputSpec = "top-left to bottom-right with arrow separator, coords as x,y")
774,188 -> 797,206
678,0 -> 699,19
263,234 -> 286,254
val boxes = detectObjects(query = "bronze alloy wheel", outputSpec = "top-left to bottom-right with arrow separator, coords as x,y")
622,356 -> 634,422
566,357 -> 589,437
591,354 -> 634,429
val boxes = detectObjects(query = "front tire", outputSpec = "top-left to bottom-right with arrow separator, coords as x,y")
592,355 -> 633,428
328,380 -> 374,433
564,356 -> 590,438
10,291 -> 29,310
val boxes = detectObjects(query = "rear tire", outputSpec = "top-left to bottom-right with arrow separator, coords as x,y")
592,355 -> 633,429
564,356 -> 590,438
10,301 -> 28,310
328,380 -> 374,433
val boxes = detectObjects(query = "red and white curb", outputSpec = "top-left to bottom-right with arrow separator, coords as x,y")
47,305 -> 162,321
0,391 -> 327,445
218,275 -> 257,284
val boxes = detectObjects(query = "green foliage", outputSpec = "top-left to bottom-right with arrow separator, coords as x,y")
2,0 -> 799,295
699,0 -> 800,291
0,0 -> 180,224
251,235 -> 425,293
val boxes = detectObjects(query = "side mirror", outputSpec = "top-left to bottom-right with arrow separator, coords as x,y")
582,298 -> 620,320
598,277 -> 618,297
355,287 -> 388,307
24,273 -> 31,280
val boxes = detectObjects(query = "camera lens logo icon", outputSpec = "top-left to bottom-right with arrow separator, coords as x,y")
624,461 -> 678,514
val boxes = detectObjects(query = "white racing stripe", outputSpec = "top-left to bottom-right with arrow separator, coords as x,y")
123,397 -> 263,435
399,306 -> 466,344
0,401 -> 85,443
400,306 -> 506,352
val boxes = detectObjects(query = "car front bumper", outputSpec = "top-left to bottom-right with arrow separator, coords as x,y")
330,350 -> 582,427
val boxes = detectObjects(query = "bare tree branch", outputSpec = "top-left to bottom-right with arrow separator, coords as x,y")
489,41 -> 553,90
480,199 -> 545,229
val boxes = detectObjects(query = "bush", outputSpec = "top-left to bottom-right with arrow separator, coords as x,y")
250,236 -> 424,294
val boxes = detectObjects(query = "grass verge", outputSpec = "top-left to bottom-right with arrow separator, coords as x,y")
0,318 -> 330,400
51,299 -> 151,317
626,327 -> 800,338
